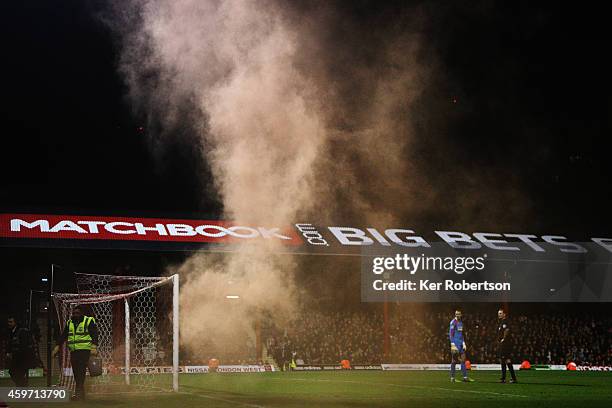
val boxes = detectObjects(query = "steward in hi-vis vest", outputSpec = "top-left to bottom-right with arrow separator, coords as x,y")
53,305 -> 99,401
67,316 -> 96,351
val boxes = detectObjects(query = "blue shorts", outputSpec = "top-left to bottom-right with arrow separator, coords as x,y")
452,343 -> 464,354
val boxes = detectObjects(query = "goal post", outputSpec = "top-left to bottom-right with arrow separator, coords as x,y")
125,297 -> 130,386
53,273 -> 180,394
172,273 -> 179,392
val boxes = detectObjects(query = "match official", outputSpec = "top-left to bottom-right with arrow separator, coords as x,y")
497,309 -> 517,383
52,306 -> 99,400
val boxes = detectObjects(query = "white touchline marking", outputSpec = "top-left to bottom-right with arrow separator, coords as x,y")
178,390 -> 267,408
383,381 -> 529,398
268,377 -> 529,398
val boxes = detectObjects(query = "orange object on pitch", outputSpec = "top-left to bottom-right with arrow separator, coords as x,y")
464,360 -> 471,370
520,360 -> 531,370
341,359 -> 351,369
209,358 -> 220,372
567,362 -> 577,371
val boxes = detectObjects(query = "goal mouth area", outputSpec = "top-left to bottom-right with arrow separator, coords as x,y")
52,273 -> 180,394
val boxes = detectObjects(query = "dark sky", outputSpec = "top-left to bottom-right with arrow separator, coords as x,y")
0,0 -> 214,217
0,1 -> 610,314
1,1 -> 610,233
0,1 -> 609,217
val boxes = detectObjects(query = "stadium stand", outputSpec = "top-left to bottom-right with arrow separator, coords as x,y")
267,310 -> 612,366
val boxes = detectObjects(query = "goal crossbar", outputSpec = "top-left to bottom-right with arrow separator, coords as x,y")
54,276 -> 174,305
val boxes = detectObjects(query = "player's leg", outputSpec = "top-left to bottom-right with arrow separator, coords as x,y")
8,364 -> 18,386
450,350 -> 457,382
506,358 -> 517,383
81,350 -> 91,399
70,351 -> 88,400
9,363 -> 27,387
70,352 -> 83,399
459,352 -> 472,382
499,356 -> 506,382
24,367 -> 29,387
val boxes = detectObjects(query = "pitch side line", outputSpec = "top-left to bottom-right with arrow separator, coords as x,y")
269,377 -> 529,398
178,390 -> 267,408
384,381 -> 529,398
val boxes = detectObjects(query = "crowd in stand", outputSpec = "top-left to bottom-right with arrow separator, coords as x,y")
268,310 -> 612,366
269,312 -> 384,366
4,309 -> 609,369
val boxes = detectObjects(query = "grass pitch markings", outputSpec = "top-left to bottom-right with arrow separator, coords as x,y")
178,390 -> 268,408
269,376 -> 529,398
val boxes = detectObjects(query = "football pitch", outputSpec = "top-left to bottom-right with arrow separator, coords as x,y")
3,370 -> 611,407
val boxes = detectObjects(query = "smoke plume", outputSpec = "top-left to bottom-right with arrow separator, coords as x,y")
111,0 -> 427,359
111,0 -> 528,359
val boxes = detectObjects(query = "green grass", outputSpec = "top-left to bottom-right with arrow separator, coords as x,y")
2,370 -> 611,407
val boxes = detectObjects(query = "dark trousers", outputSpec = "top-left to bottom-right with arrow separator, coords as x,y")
499,344 -> 516,381
70,350 -> 91,399
500,359 -> 517,381
9,363 -> 29,387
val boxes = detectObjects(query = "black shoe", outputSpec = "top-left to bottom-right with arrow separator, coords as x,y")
509,379 -> 517,384
70,395 -> 81,401
499,379 -> 506,383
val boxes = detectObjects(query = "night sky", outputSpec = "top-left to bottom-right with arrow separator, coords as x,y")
0,1 -> 610,314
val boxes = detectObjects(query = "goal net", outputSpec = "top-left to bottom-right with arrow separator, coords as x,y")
53,273 -> 179,394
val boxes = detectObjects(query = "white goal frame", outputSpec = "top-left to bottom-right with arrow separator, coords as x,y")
53,274 -> 180,393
